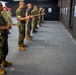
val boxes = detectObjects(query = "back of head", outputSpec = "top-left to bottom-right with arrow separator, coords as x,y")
34,6 -> 37,8
19,1 -> 24,6
27,3 -> 31,7
39,7 -> 42,11
3,6 -> 7,9
0,2 -> 3,12
0,2 -> 2,7
34,6 -> 37,10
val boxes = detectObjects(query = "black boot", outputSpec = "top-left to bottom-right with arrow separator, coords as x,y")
32,30 -> 37,33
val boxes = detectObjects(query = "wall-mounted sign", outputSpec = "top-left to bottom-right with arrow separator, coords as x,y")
61,8 -> 63,14
62,8 -> 65,14
63,8 -> 66,14
48,8 -> 52,13
65,8 -> 68,15
74,6 -> 76,17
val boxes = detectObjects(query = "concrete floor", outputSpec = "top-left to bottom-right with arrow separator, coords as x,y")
5,18 -> 76,75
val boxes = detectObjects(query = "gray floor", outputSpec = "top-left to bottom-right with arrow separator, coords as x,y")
5,18 -> 76,75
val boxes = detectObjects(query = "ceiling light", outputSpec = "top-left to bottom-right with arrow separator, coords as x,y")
0,1 -> 8,6
14,0 -> 24,1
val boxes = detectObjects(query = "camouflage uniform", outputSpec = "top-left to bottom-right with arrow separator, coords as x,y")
0,13 -> 8,64
35,10 -> 39,28
42,10 -> 44,22
7,11 -> 12,17
16,8 -> 25,46
7,10 -> 12,24
1,10 -> 12,34
39,10 -> 43,26
26,9 -> 32,36
1,10 -> 10,24
31,9 -> 38,31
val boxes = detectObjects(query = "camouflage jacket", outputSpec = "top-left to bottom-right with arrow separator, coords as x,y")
26,9 -> 32,22
16,7 -> 25,24
7,11 -> 12,17
31,10 -> 37,15
1,10 -> 9,24
26,9 -> 31,16
31,9 -> 39,21
39,10 -> 43,19
0,13 -> 8,36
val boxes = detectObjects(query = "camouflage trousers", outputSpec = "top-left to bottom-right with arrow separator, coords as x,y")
32,18 -> 37,30
35,19 -> 38,28
17,22 -> 25,45
39,16 -> 42,25
0,35 -> 8,64
26,20 -> 32,35
42,15 -> 44,22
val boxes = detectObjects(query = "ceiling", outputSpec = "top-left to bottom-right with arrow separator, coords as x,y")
0,0 -> 58,3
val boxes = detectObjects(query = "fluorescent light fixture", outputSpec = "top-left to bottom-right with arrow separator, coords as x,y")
14,0 -> 24,1
0,1 -> 8,6
37,0 -> 47,1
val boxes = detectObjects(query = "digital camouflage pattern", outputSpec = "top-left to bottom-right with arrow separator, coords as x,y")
7,11 -> 12,17
1,10 -> 10,24
16,8 -> 25,46
42,9 -> 45,22
35,10 -> 39,28
0,13 -> 8,63
39,10 -> 43,26
26,9 -> 32,35
7,11 -> 12,24
31,9 -> 37,30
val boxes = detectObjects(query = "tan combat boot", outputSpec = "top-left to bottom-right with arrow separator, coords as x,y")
29,35 -> 33,38
26,35 -> 32,40
21,43 -> 28,47
1,60 -> 12,67
19,46 -> 26,51
39,23 -> 42,26
0,65 -> 6,75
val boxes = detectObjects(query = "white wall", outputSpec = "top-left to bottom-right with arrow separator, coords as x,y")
0,1 -> 8,6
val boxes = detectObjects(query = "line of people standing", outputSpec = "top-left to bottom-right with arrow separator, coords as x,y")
0,1 -> 45,75
16,1 -> 45,51
0,2 -> 12,75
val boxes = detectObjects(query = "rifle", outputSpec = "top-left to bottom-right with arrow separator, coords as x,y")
29,13 -> 46,19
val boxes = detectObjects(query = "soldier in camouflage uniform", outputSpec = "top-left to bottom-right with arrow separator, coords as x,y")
42,8 -> 45,23
38,7 -> 43,26
0,2 -> 12,74
25,3 -> 33,40
31,6 -> 38,33
7,8 -> 13,24
1,6 -> 12,25
1,6 -> 9,24
1,6 -> 11,34
35,7 -> 39,29
16,1 -> 29,51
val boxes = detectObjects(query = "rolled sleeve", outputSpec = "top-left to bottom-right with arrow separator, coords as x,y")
17,15 -> 21,19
